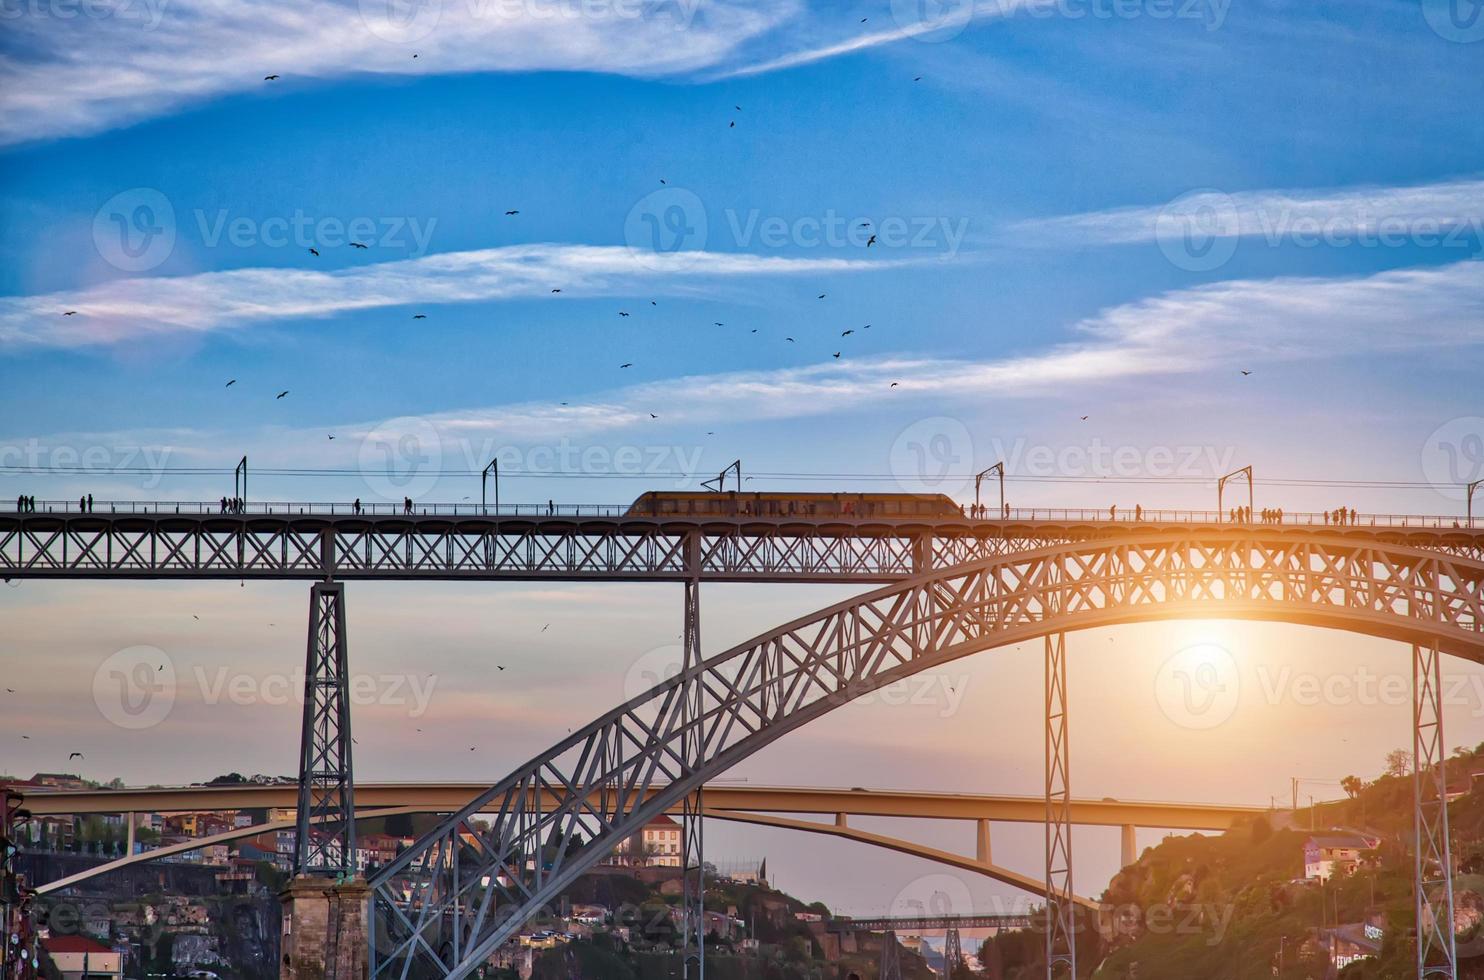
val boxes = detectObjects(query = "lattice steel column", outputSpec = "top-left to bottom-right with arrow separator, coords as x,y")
294,582 -> 356,877
680,572 -> 705,980
944,927 -> 963,976
1414,638 -> 1458,978
1044,632 -> 1076,979
879,930 -> 903,980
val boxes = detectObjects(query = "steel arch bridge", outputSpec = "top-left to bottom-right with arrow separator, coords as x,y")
367,530 -> 1484,979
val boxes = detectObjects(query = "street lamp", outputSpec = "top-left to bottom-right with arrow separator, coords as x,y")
1469,479 -> 1481,530
482,460 -> 499,516
1216,465 -> 1253,523
233,456 -> 247,510
974,462 -> 1004,518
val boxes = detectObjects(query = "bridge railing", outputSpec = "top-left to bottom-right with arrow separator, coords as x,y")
0,499 -> 1476,529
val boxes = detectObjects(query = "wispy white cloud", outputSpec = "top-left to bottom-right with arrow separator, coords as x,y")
0,243 -> 898,348
1013,175 -> 1484,248
711,0 -> 1036,79
0,0 -> 1040,146
0,0 -> 799,145
16,260 -> 1481,475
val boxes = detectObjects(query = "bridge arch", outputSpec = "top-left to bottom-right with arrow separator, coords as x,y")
369,530 -> 1483,978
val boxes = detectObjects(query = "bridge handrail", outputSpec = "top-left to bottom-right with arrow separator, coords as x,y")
1,499 -> 1477,529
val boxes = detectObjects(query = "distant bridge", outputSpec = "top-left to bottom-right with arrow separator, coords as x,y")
825,914 -> 1034,932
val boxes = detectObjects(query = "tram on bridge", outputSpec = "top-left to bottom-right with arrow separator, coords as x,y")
626,490 -> 963,519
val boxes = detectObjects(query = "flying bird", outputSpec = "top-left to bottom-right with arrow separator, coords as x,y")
412,314 -> 427,319
308,247 -> 319,256
714,322 -> 724,326
5,688 -> 13,693
914,75 -> 923,82
866,235 -> 877,247
1079,415 -> 1089,421
890,382 -> 899,388
832,352 -> 841,359
264,74 -> 279,80
1240,370 -> 1252,376
551,288 -> 562,293
276,391 -> 289,399
20,735 -> 28,739
69,752 -> 83,760
620,363 -> 633,368
618,311 -> 630,317
785,337 -> 795,342
327,435 -> 335,440
729,121 -> 736,128
505,210 -> 519,216
817,293 -> 827,299
225,379 -> 236,387
350,241 -> 368,249
841,329 -> 853,336
63,310 -> 77,316
650,413 -> 658,419
660,178 -> 667,184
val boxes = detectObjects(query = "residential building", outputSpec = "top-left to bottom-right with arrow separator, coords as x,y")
634,814 -> 682,867
40,935 -> 123,980
1302,834 -> 1376,881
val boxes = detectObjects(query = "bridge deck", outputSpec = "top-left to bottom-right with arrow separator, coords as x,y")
3,507 -> 1479,581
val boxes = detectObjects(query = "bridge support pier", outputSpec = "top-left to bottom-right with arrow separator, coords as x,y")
279,876 -> 370,980
1044,632 -> 1076,980
1414,638 -> 1458,978
293,581 -> 356,877
1120,825 -> 1136,868
681,573 -> 705,980
976,819 -> 992,864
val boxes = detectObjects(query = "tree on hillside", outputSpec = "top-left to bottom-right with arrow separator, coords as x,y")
1341,775 -> 1365,798
1384,749 -> 1411,778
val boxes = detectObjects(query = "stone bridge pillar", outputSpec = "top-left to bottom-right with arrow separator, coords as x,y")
280,876 -> 370,980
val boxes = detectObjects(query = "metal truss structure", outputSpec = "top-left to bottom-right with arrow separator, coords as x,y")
680,575 -> 704,980
366,534 -> 1483,979
879,930 -> 903,980
1414,638 -> 1458,978
944,927 -> 963,976
1044,634 -> 1075,979
4,514 -> 1480,582
294,583 -> 356,877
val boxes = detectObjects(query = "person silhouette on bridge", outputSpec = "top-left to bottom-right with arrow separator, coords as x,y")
353,498 -> 362,516
1109,504 -> 1117,520
86,493 -> 93,512
1135,504 -> 1143,521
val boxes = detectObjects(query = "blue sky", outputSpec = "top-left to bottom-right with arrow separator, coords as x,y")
3,0 -> 1484,915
